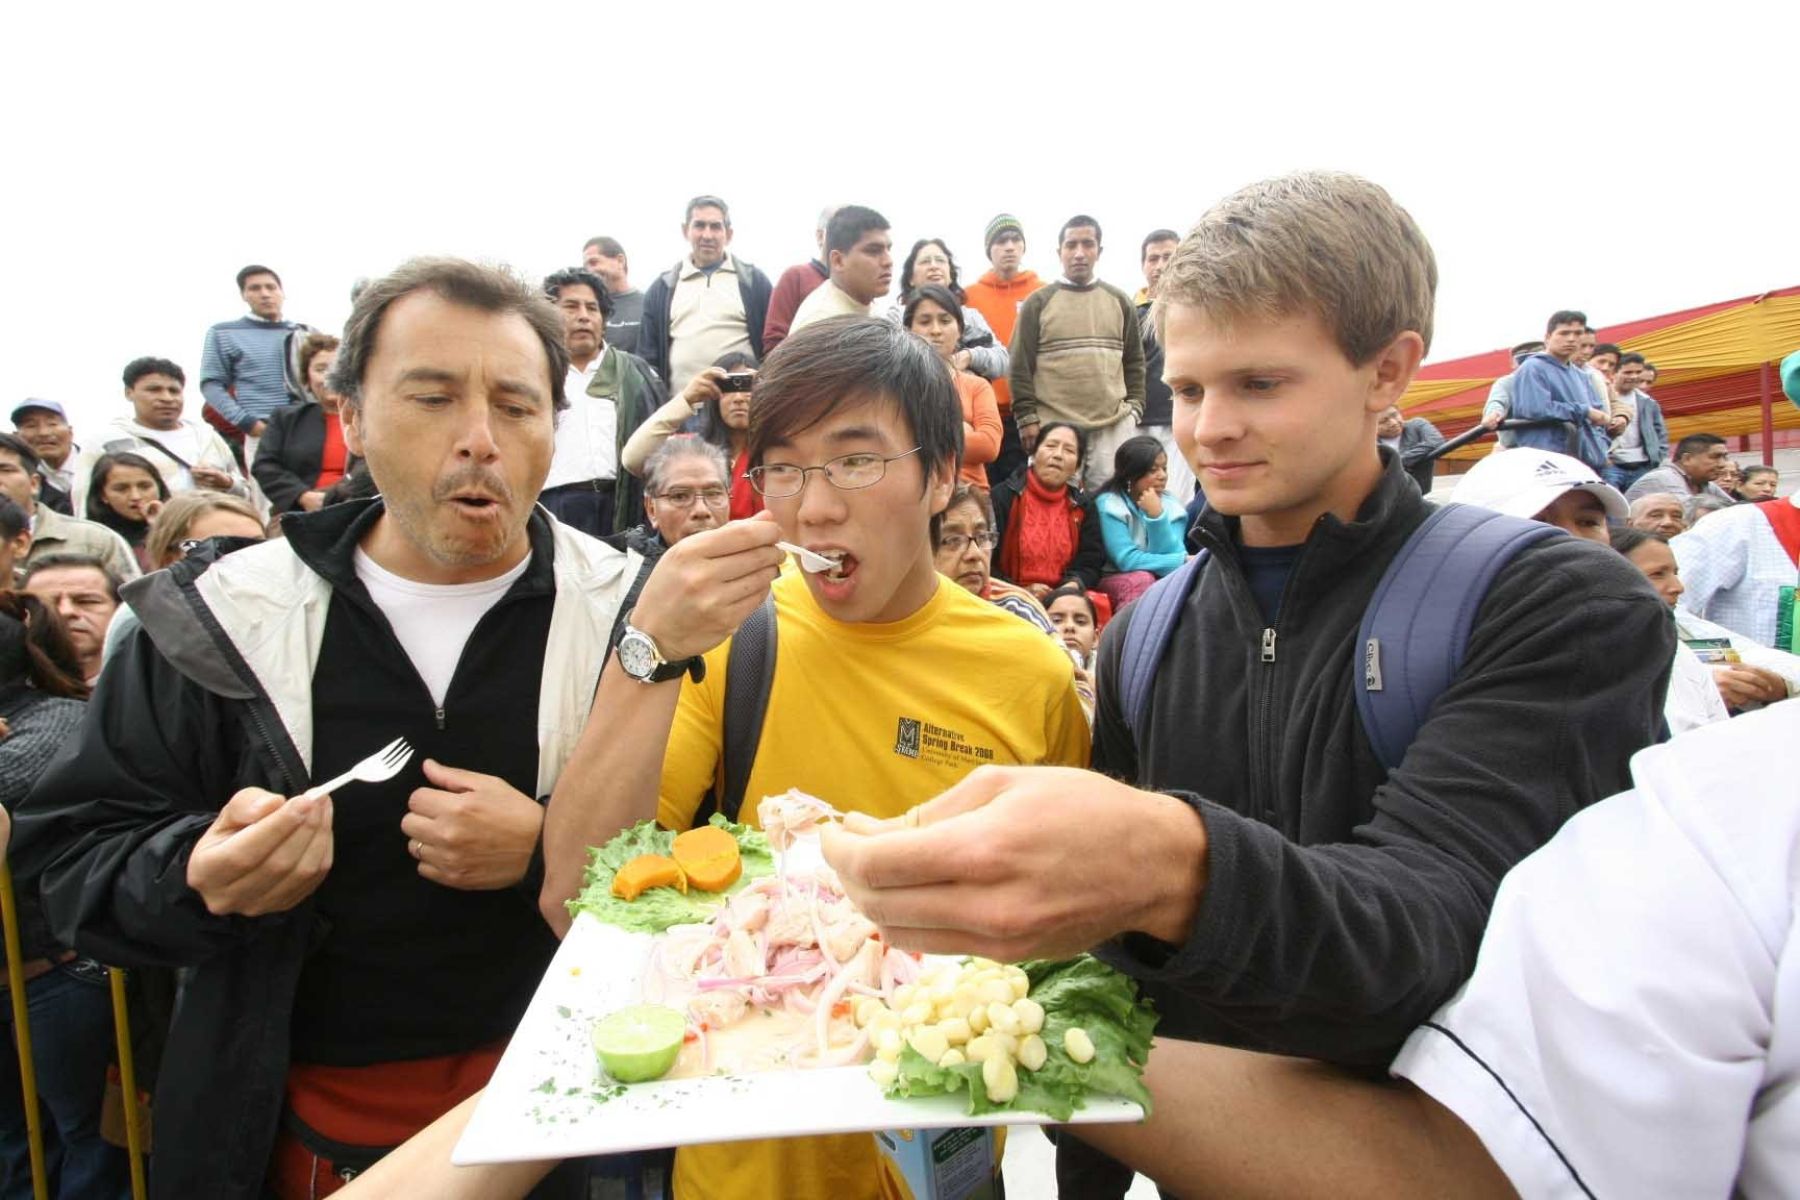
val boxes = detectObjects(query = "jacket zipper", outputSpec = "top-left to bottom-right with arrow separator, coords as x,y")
1261,628 -> 1277,663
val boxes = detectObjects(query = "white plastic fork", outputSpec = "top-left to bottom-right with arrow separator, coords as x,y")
777,542 -> 838,573
294,737 -> 414,803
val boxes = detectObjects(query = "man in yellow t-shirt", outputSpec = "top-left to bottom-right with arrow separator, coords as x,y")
541,316 -> 1088,1200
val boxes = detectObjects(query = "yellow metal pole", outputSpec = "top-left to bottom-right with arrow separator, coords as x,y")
0,859 -> 49,1200
108,967 -> 148,1200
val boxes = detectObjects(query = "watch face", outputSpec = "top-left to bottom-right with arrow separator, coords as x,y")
619,631 -> 656,679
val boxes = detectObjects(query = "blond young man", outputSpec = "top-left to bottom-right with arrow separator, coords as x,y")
823,172 -> 1673,1194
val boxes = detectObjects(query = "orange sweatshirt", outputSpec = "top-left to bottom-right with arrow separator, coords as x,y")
954,370 -> 1003,488
963,269 -> 1045,414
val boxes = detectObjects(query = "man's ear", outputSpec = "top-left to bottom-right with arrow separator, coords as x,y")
927,458 -> 957,516
342,404 -> 364,456
1367,331 -> 1427,415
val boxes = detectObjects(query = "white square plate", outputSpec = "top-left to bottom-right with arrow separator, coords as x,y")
453,862 -> 1144,1164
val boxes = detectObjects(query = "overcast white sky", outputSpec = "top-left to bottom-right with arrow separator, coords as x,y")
4,1 -> 1795,438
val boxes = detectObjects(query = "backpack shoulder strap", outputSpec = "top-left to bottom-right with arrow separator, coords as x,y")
1119,551 -> 1209,748
712,595 -> 778,826
1356,504 -> 1561,772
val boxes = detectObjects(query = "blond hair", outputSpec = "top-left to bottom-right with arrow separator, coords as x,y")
1155,171 -> 1437,363
145,492 -> 265,568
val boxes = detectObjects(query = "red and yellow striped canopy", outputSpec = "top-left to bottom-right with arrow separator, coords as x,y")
1403,286 -> 1800,461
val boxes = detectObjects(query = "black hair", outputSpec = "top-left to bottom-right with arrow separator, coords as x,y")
21,553 -> 123,605
1098,434 -> 1168,498
899,239 -> 963,301
1618,351 -> 1648,368
1059,215 -> 1103,246
684,195 -> 731,226
1591,342 -> 1622,360
0,433 -> 42,477
236,264 -> 281,291
0,495 -> 26,542
85,451 -> 170,525
1140,229 -> 1180,259
748,316 -> 962,491
584,236 -> 625,258
123,356 -> 186,389
1610,527 -> 1666,556
902,285 -> 967,337
695,351 -> 762,450
1743,464 -> 1780,481
1546,309 -> 1587,335
1032,421 -> 1088,471
1042,581 -> 1097,621
543,267 -> 615,319
0,590 -> 89,699
1673,433 -> 1726,460
825,206 -> 890,258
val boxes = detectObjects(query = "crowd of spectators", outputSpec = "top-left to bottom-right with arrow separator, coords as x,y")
0,176 -> 1796,1200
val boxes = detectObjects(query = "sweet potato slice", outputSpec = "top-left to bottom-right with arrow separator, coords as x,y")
671,826 -> 742,892
612,854 -> 688,901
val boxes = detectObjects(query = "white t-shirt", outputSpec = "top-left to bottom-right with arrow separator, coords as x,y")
1392,703 -> 1800,1197
353,548 -> 532,707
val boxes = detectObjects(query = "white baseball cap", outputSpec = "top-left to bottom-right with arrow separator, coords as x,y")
1447,448 -> 1629,522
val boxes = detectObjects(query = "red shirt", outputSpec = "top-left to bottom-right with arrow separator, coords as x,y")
315,410 -> 348,489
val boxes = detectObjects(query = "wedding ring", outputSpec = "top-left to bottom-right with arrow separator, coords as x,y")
409,838 -> 423,860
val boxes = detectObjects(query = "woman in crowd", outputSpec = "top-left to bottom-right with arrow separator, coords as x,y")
144,492 -> 269,570
84,451 -> 168,572
990,421 -> 1104,599
904,285 -> 1002,491
621,351 -> 763,520
1611,527 -> 1796,712
254,332 -> 357,514
933,485 -> 1091,719
881,239 -> 1008,382
101,493 -> 270,665
1043,582 -> 1101,671
1093,434 -> 1189,610
1714,460 -> 1744,499
0,591 -> 126,1199
932,485 -> 1054,635
1736,464 -> 1781,502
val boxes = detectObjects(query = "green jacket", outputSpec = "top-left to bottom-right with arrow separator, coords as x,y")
587,346 -> 667,536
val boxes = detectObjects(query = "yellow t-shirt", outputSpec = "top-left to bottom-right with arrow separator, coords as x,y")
659,571 -> 1091,1200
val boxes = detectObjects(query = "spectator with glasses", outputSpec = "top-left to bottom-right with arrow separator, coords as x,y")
610,436 -> 732,565
540,317 -> 1088,1200
881,239 -> 1009,383
932,483 -> 1054,635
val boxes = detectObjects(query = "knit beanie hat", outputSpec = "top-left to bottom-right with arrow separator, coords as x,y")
984,214 -> 1025,253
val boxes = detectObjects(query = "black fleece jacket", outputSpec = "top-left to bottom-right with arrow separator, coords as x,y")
8,500 -> 564,1200
1092,453 -> 1674,1066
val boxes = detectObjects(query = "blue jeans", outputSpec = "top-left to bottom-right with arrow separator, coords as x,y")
0,959 -> 131,1199
1604,461 -> 1655,495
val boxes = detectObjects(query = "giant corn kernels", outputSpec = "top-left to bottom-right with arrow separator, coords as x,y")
1064,1027 -> 1096,1064
982,1052 -> 1019,1103
1018,1033 -> 1048,1072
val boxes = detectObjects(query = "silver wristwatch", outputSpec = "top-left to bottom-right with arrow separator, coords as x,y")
617,621 -> 704,685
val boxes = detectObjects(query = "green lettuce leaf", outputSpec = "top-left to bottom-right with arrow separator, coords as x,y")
887,955 -> 1158,1120
567,815 -> 773,934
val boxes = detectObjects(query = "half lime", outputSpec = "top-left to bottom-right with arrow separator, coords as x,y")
592,1004 -> 686,1083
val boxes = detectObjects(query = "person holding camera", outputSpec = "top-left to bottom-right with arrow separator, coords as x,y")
621,352 -> 764,520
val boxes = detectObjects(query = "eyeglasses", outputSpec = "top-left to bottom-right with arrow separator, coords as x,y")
746,447 -> 921,499
652,486 -> 730,508
938,531 -> 998,553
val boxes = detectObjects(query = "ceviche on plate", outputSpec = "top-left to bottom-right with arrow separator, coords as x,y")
451,792 -> 1155,1164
